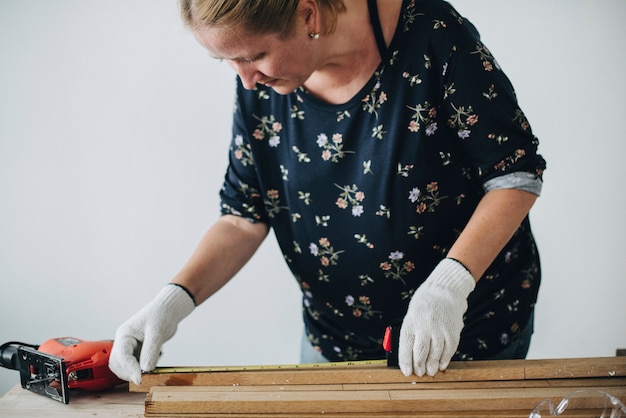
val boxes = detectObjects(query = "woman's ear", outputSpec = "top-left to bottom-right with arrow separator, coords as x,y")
299,0 -> 320,34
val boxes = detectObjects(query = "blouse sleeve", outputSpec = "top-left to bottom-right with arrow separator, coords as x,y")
219,79 -> 270,224
436,17 -> 546,183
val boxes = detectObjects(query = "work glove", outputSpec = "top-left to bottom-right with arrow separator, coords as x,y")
399,258 -> 476,377
108,284 -> 195,385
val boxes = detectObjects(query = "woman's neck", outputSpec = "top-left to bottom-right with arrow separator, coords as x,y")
303,0 -> 402,104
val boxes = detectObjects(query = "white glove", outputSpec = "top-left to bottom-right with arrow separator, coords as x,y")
399,258 -> 476,377
108,284 -> 195,385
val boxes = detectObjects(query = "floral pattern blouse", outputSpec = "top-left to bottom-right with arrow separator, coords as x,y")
219,0 -> 546,361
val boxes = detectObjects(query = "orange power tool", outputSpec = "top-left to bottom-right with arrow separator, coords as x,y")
0,337 -> 124,404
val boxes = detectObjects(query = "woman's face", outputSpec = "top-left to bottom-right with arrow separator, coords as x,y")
193,23 -> 319,95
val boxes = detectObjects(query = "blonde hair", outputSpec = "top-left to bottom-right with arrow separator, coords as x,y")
178,0 -> 346,37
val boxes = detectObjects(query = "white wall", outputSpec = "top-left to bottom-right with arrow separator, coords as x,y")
1,1 -> 624,396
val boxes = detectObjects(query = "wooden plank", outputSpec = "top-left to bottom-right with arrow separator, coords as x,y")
143,412 -> 595,418
144,385 -> 626,415
524,356 -> 626,379
143,413 -> 525,418
133,359 -> 525,392
146,377 -> 626,393
149,384 -> 344,393
132,357 -> 626,392
144,409 -> 612,418
343,377 -> 626,391
388,386 -> 626,410
146,389 -> 389,415
546,376 -> 626,388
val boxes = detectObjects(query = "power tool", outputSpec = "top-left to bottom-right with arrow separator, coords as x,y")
0,337 -> 125,404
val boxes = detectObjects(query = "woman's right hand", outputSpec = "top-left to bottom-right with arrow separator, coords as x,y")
108,284 -> 195,385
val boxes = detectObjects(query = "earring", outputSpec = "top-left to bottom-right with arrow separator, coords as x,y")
309,32 -> 320,40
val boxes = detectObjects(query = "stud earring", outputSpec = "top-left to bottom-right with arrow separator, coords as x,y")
309,32 -> 320,40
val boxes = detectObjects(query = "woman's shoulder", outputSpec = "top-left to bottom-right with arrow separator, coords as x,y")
404,0 -> 463,22
393,0 -> 482,59
399,0 -> 480,39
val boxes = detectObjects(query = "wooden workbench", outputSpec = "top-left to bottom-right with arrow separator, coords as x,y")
0,383 -> 145,417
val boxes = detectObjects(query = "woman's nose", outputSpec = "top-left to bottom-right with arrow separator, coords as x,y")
231,62 -> 263,90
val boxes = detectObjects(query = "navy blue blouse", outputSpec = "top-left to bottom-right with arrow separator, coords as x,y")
219,0 -> 546,361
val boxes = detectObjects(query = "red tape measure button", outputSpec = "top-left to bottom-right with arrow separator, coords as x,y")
382,326 -> 392,352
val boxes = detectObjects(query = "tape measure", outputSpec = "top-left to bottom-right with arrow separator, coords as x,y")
148,326 -> 400,374
149,359 -> 388,374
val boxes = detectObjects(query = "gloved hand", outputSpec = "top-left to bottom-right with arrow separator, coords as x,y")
108,284 -> 195,385
399,258 -> 476,377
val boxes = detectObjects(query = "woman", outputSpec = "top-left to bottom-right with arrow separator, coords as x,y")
109,0 -> 546,384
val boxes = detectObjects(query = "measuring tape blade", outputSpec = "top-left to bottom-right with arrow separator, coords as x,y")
149,359 -> 388,374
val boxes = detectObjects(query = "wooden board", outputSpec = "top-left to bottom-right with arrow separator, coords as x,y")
145,377 -> 626,392
524,357 -> 626,379
132,357 -> 626,392
138,357 -> 626,417
142,413 -> 610,418
145,385 -> 626,416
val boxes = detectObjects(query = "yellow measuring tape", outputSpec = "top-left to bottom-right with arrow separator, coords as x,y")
149,359 -> 388,374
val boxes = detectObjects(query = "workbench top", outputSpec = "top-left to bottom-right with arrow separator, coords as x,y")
0,384 -> 145,417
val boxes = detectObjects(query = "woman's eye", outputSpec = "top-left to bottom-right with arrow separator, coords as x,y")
239,53 -> 264,64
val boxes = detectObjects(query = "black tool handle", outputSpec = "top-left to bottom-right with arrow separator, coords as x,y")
0,342 -> 39,371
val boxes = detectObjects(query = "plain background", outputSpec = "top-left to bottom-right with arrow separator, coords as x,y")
1,0 -> 625,396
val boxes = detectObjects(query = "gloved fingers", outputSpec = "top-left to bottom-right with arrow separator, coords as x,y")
412,334 -> 430,377
438,338 -> 457,372
109,335 -> 143,385
438,357 -> 451,372
398,326 -> 416,377
139,327 -> 165,372
425,336 -> 444,377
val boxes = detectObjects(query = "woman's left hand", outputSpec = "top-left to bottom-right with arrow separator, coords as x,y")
398,258 -> 476,376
